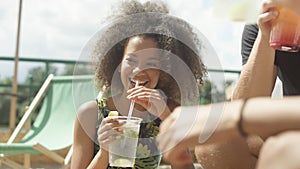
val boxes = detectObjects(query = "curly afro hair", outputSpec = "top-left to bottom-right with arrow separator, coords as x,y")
92,0 -> 207,104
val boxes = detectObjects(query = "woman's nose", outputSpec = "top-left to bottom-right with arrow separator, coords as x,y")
132,63 -> 145,73
132,66 -> 141,74
132,64 -> 147,75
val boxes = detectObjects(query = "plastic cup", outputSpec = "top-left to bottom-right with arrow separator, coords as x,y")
109,116 -> 142,167
212,0 -> 260,23
269,7 -> 300,52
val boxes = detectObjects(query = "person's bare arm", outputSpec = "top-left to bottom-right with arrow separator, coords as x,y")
232,32 -> 277,99
87,149 -> 109,169
234,0 -> 300,100
157,97 -> 300,166
256,131 -> 300,169
71,101 -> 109,169
244,97 -> 300,138
233,1 -> 282,100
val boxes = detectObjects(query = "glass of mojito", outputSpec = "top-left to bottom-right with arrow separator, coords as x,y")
109,116 -> 142,167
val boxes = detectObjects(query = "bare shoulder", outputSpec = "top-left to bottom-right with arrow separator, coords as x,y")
76,100 -> 98,122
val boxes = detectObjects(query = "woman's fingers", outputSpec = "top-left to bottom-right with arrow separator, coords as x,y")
127,88 -> 162,100
127,88 -> 161,106
131,94 -> 161,101
98,128 -> 122,144
98,127 -> 122,140
127,87 -> 167,116
98,117 -> 125,147
128,87 -> 154,96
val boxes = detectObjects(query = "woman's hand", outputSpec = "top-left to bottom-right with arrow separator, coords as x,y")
127,86 -> 169,119
97,117 -> 124,151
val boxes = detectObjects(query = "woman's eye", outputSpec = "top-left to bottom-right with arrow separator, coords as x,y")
126,58 -> 137,64
147,63 -> 160,68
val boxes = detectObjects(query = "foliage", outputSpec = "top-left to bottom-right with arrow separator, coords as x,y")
199,79 -> 234,104
199,80 -> 212,105
62,64 -> 92,76
0,78 -> 12,124
24,66 -> 58,85
0,62 -> 235,126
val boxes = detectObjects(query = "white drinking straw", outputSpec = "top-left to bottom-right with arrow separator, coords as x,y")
127,81 -> 139,121
121,81 -> 139,148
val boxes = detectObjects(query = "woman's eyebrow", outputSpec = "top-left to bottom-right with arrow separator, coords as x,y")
149,57 -> 160,61
126,53 -> 138,58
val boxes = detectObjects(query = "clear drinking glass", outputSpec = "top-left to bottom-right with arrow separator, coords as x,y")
109,116 -> 142,167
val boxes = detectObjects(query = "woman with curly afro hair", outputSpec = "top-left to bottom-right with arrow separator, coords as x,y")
72,0 -> 206,168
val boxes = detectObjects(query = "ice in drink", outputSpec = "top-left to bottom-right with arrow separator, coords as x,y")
109,116 -> 142,167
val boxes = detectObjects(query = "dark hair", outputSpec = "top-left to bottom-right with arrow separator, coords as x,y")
93,0 -> 206,103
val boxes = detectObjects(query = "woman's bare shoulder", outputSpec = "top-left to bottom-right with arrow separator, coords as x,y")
76,100 -> 98,121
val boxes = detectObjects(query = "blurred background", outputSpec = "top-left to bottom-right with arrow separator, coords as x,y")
0,0 -> 244,81
0,0 -> 282,128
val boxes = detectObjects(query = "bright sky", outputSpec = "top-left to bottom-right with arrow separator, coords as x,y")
0,0 -> 247,82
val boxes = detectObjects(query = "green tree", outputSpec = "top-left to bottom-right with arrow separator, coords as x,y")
24,65 -> 58,85
199,80 -> 212,105
0,78 -> 13,125
62,64 -> 93,76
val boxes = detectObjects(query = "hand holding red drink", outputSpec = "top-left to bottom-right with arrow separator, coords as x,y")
259,0 -> 300,52
269,7 -> 300,52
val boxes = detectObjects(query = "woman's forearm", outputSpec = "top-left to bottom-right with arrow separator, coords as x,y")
87,149 -> 109,169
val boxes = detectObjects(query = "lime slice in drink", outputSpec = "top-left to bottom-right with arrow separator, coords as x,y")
108,111 -> 119,116
113,158 -> 132,167
127,129 -> 138,138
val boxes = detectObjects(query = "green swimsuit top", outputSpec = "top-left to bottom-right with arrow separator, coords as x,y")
94,97 -> 162,169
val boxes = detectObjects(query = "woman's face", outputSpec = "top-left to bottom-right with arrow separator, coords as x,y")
120,36 -> 161,91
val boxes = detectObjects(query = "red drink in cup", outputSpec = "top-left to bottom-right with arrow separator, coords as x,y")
269,7 -> 300,52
